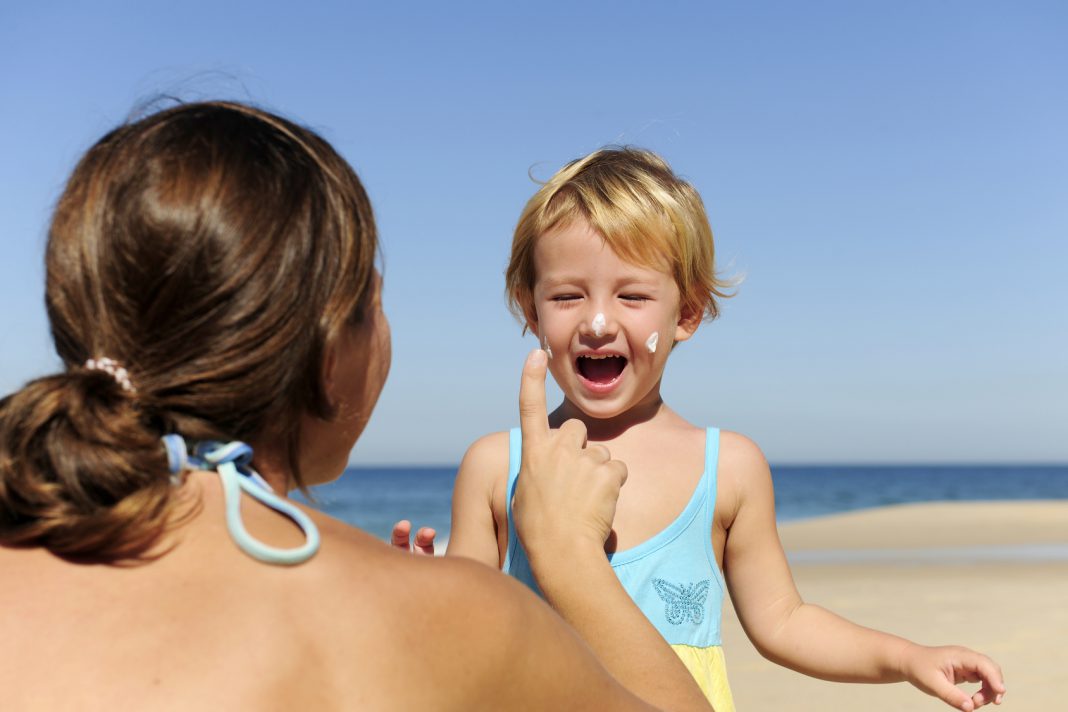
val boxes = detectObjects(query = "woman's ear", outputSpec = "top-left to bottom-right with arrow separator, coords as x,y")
673,305 -> 702,344
320,339 -> 341,409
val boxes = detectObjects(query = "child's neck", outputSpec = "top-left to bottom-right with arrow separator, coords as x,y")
551,388 -> 668,441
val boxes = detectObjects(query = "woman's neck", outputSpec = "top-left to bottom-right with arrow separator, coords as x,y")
248,443 -> 295,494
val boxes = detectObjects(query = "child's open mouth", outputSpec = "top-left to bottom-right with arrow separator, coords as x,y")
576,354 -> 627,390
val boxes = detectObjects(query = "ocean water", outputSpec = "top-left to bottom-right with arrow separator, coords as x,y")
301,464 -> 1068,544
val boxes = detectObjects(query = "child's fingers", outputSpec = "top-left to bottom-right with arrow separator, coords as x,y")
967,655 -> 1006,707
920,670 -> 975,711
391,520 -> 412,550
947,688 -> 975,712
970,688 -> 1003,708
518,349 -> 550,452
414,527 -> 437,556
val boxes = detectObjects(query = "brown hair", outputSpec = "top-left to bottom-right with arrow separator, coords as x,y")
506,147 -> 732,328
0,101 -> 378,563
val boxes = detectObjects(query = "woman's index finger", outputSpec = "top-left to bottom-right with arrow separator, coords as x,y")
519,349 -> 550,449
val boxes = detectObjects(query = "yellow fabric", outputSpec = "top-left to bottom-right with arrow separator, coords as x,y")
671,643 -> 735,711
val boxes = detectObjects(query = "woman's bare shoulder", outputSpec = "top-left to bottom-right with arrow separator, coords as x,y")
301,530 -> 585,708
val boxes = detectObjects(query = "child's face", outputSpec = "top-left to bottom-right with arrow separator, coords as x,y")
530,218 -> 697,420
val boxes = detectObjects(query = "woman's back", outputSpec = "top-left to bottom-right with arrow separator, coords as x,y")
0,474 -> 500,710
1,471 -> 538,710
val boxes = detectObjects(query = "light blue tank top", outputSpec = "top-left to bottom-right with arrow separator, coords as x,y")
502,427 -> 727,647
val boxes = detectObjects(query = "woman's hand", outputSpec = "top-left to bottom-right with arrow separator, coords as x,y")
900,642 -> 1005,710
511,349 -> 627,558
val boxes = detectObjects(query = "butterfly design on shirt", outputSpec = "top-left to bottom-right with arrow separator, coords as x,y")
652,578 -> 711,625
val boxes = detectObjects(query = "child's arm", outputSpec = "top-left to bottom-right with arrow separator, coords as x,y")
443,432 -> 508,567
722,433 -> 1005,711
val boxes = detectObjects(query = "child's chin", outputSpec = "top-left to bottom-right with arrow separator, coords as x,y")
567,394 -> 631,421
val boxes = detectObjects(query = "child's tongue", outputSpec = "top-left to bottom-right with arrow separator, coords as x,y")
578,356 -> 625,383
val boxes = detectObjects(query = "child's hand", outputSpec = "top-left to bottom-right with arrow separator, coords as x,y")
512,349 -> 628,554
390,519 -> 437,556
901,643 -> 1005,710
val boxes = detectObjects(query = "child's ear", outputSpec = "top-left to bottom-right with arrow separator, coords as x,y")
523,305 -> 541,338
673,305 -> 701,344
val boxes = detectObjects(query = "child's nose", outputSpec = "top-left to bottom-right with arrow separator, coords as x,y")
581,305 -> 615,338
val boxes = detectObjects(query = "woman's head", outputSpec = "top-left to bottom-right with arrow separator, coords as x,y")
506,147 -> 731,330
0,101 -> 382,561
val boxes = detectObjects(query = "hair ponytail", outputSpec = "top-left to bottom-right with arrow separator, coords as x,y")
0,370 -> 176,562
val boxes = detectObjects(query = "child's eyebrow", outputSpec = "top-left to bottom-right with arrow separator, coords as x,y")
615,276 -> 662,289
537,275 -> 584,288
538,275 -> 664,291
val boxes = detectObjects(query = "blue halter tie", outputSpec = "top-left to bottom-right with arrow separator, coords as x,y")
162,435 -> 320,565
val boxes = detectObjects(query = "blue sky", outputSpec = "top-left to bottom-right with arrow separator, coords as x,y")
1,1 -> 1065,465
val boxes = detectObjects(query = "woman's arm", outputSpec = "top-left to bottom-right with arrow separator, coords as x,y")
422,555 -> 680,711
721,434 -> 1004,711
511,349 -> 712,711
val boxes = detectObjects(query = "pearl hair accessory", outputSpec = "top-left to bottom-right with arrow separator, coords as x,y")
646,332 -> 659,354
591,312 -> 606,337
84,357 -> 135,393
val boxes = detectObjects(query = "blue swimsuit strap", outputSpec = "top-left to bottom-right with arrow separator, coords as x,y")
162,435 -> 320,565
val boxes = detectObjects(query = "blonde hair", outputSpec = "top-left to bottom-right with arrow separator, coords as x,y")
506,147 -> 732,327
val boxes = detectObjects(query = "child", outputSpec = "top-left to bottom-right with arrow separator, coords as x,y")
441,147 -> 1005,711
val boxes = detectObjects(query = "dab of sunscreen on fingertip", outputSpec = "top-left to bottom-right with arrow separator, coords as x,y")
592,312 -> 606,337
645,332 -> 659,354
542,340 -> 553,359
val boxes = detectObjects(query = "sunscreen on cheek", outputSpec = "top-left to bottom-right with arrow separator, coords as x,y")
646,332 -> 659,354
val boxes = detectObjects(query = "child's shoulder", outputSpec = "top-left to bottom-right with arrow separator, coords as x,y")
714,429 -> 774,524
716,429 -> 769,470
461,430 -> 512,468
455,430 -> 512,492
653,413 -> 767,470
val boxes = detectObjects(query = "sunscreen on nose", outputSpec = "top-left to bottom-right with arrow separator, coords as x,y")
646,332 -> 659,354
592,312 -> 606,337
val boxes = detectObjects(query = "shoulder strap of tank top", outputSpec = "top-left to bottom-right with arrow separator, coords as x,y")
704,427 -> 721,532
703,427 -> 723,574
506,427 -> 522,511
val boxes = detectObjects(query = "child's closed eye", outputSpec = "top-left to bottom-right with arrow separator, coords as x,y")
620,295 -> 651,303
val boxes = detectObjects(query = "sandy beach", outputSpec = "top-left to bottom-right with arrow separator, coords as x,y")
721,501 -> 1068,710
